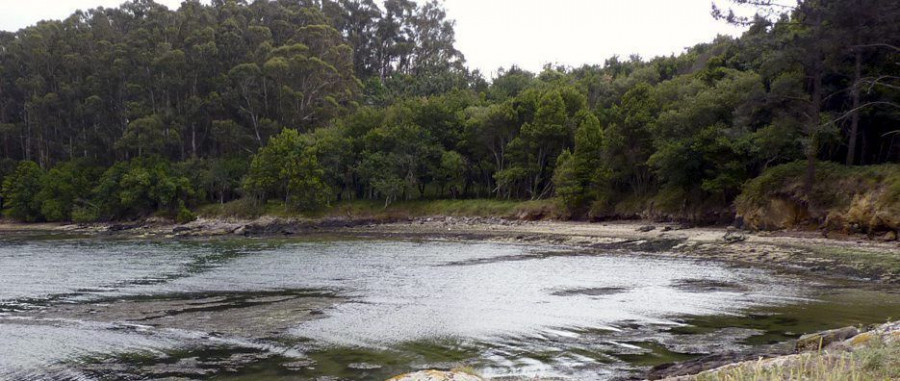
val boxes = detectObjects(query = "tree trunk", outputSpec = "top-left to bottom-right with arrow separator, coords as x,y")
846,50 -> 862,165
805,63 -> 824,198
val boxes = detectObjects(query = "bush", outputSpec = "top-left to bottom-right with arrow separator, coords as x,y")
243,128 -> 331,211
197,198 -> 266,219
71,206 -> 99,223
36,160 -> 102,222
1,161 -> 45,222
175,202 -> 197,224
93,158 -> 197,220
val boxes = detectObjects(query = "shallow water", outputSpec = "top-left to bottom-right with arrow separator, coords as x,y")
1,235 -> 898,380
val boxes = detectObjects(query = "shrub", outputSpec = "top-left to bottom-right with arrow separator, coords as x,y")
1,161 -> 45,222
175,202 -> 197,224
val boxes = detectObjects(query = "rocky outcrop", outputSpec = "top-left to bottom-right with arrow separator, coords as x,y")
387,370 -> 483,381
653,321 -> 900,381
385,370 -> 568,381
794,326 -> 859,352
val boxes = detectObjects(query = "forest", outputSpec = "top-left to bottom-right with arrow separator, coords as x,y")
0,0 -> 899,229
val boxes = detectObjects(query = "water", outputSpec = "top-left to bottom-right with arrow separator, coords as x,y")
1,235 -> 898,380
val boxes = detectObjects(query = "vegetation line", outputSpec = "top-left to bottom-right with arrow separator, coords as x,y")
0,0 -> 897,236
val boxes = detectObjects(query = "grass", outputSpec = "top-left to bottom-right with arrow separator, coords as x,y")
197,198 -> 561,222
736,161 -> 900,232
695,339 -> 900,381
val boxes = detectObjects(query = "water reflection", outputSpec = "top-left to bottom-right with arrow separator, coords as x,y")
0,237 -> 898,380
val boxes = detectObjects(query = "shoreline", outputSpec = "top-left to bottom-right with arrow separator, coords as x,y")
2,216 -> 900,380
4,216 -> 898,284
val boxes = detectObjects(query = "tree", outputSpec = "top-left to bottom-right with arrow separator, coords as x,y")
243,128 -> 331,211
357,123 -> 441,202
602,83 -> 657,197
116,115 -> 179,158
714,0 -> 900,190
36,160 -> 99,221
1,161 -> 46,221
435,150 -> 465,198
92,159 -> 196,220
553,112 -> 603,216
464,102 -> 517,177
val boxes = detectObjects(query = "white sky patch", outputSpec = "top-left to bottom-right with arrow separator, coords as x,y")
1,0 -> 749,77
0,0 -> 190,30
445,0 -> 748,77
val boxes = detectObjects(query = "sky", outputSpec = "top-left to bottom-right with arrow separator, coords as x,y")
0,0 -> 749,77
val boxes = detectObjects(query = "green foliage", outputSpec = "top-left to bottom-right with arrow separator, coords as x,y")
553,112 -> 605,217
601,83 -> 657,197
0,0 -> 898,224
0,158 -> 18,211
243,129 -> 331,211
552,150 -> 582,217
500,89 -> 581,199
1,161 -> 45,222
201,198 -> 560,222
736,161 -> 837,210
93,158 -> 197,220
116,115 -> 180,158
436,150 -> 466,198
176,201 -> 197,224
71,206 -> 100,223
36,160 -> 101,222
736,161 -> 900,231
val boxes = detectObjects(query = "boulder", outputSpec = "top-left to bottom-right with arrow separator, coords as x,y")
386,370 -> 482,381
348,362 -> 382,370
283,359 -> 316,371
844,321 -> 900,348
723,229 -> 747,243
795,326 -> 859,352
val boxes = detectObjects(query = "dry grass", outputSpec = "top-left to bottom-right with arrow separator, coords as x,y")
695,340 -> 900,381
197,198 -> 561,222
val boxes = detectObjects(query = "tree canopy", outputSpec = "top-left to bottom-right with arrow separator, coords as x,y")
1,0 -> 898,223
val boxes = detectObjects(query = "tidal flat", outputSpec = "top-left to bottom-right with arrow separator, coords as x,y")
1,223 -> 899,380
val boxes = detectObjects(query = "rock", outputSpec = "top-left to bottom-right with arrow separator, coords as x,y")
283,359 -> 317,371
881,231 -> 898,242
723,229 -> 747,243
795,326 -> 859,352
637,225 -> 656,232
108,223 -> 140,232
144,357 -> 213,377
387,370 -> 482,381
843,321 -> 900,348
846,331 -> 877,347
647,352 -> 766,380
227,353 -> 269,366
172,226 -> 193,233
347,362 -> 382,370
